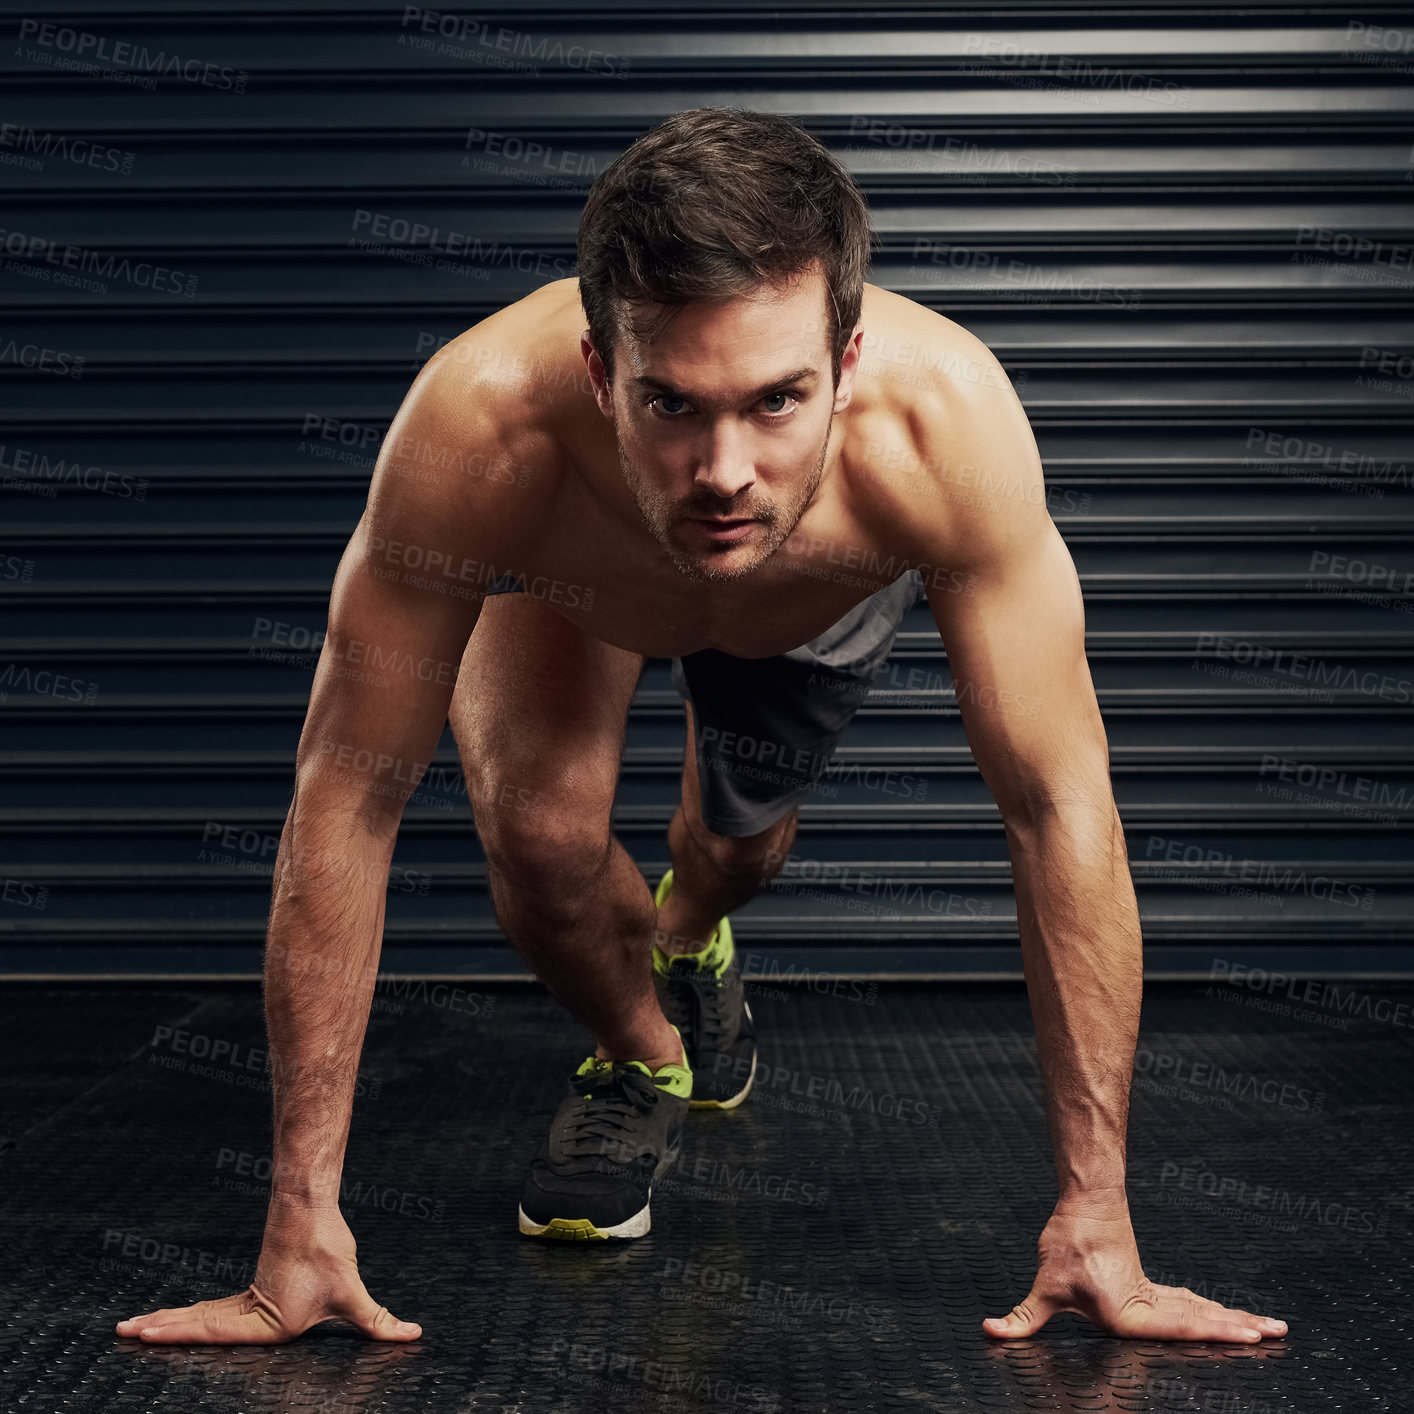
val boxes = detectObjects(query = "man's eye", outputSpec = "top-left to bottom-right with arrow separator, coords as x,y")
651,395 -> 689,416
761,392 -> 795,415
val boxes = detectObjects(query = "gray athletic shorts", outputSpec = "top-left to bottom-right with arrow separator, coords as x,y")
669,569 -> 927,835
484,567 -> 927,838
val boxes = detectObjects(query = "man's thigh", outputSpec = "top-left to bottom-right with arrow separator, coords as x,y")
671,569 -> 926,838
449,587 -> 645,822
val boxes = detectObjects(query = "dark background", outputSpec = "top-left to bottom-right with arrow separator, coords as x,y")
2,2 -> 1412,980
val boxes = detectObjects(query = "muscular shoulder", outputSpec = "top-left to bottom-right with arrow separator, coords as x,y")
847,293 -> 1046,575
363,284 -> 581,561
414,278 -> 582,460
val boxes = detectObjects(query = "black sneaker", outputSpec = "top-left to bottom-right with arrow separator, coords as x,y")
652,869 -> 757,1110
517,1033 -> 692,1241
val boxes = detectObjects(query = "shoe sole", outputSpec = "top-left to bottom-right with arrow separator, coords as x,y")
517,1204 -> 650,1240
517,1139 -> 681,1241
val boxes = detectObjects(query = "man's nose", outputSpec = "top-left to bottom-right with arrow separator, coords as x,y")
692,424 -> 756,500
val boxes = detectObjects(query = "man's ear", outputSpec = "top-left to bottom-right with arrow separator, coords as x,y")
832,323 -> 866,412
581,331 -> 614,418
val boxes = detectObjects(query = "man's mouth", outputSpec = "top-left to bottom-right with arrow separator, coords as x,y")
688,516 -> 758,542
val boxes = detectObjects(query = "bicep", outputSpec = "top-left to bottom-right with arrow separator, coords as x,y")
290,359 -> 510,835
292,513 -> 484,836
926,514 -> 1110,824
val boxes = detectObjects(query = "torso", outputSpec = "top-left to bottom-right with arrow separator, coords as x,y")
427,277 -> 977,659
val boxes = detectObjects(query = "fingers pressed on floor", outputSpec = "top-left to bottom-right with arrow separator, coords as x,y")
137,1313 -> 283,1345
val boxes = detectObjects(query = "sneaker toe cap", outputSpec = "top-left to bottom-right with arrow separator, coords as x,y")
520,1163 -> 650,1228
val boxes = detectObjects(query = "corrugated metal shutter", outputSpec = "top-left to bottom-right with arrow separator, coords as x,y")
2,5 -> 1411,978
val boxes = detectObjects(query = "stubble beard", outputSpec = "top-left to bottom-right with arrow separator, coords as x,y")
616,409 -> 834,584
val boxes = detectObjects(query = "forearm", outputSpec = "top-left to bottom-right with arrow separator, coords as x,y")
262,799 -> 394,1213
1005,798 -> 1142,1203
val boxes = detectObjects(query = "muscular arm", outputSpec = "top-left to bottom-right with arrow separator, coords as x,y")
264,501 -> 484,1216
928,512 -> 1139,1204
900,322 -> 1287,1343
117,343 -> 522,1344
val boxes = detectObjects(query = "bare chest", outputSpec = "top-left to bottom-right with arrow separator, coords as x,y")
504,483 -> 910,660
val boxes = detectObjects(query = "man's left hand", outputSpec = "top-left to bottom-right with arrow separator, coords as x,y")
982,1196 -> 1289,1342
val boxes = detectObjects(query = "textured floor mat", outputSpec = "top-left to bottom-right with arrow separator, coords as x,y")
0,980 -> 1409,1412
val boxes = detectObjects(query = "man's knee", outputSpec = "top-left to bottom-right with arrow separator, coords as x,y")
689,805 -> 799,879
476,793 -> 612,894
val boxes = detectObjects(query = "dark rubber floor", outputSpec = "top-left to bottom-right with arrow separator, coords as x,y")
1,980 -> 1409,1412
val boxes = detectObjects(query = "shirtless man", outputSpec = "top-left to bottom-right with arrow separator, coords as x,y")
115,106 -> 1287,1347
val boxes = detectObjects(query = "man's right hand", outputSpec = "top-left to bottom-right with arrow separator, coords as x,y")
114,1207 -> 421,1345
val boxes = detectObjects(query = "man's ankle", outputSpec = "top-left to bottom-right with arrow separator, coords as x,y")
595,1027 -> 686,1072
654,882 -> 721,958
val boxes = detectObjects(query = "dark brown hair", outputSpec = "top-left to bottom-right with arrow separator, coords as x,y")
576,106 -> 877,388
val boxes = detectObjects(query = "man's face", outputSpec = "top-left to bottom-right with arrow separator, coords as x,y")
583,264 -> 862,583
